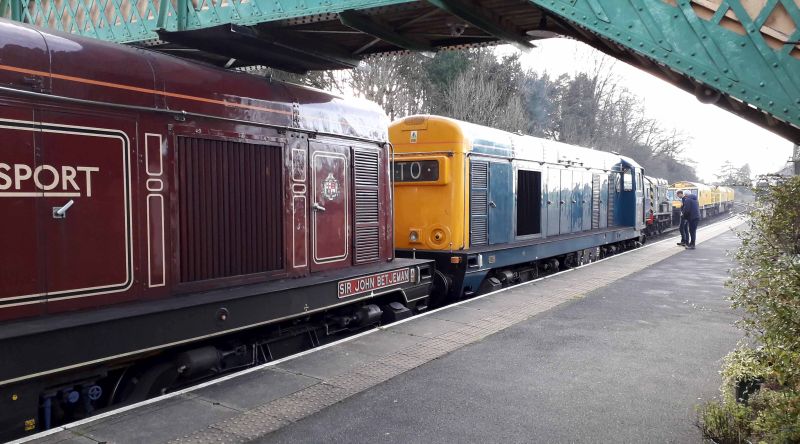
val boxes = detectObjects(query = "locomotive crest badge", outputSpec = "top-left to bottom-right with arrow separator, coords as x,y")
322,173 -> 340,201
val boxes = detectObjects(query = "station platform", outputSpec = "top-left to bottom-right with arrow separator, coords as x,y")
26,218 -> 744,444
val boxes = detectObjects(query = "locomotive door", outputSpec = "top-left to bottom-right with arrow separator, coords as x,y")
0,106 -> 45,317
488,162 -> 512,244
38,110 -> 133,306
546,168 -> 560,237
582,171 -> 592,231
607,172 -> 619,227
309,141 -> 350,271
559,170 -> 573,235
598,174 -> 609,229
635,170 -> 645,229
571,170 -> 582,233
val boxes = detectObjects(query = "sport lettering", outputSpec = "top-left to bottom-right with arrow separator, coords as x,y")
0,163 -> 99,196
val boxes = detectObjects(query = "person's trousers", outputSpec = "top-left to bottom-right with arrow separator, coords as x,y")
688,219 -> 699,246
679,218 -> 689,243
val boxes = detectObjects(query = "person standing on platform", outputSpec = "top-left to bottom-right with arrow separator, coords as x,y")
683,192 -> 701,250
676,190 -> 689,246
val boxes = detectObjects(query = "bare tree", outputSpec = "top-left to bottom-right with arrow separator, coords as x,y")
348,54 -> 429,120
263,44 -> 698,182
438,50 -> 527,132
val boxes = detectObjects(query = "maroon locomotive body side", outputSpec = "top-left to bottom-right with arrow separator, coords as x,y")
0,19 -> 432,439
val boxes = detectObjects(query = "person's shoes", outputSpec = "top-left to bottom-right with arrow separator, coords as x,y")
686,245 -> 696,250
677,242 -> 687,246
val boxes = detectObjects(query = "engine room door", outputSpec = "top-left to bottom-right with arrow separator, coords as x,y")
635,170 -> 645,229
488,162 -> 512,245
39,110 -> 134,304
560,170 -> 573,235
582,171 -> 593,231
0,106 -> 45,317
546,168 -> 560,237
571,170 -> 582,233
309,141 -> 350,271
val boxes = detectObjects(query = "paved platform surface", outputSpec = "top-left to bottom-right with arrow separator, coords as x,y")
29,218 -> 743,444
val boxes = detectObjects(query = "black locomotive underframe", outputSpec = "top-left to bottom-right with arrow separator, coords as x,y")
0,258 -> 433,439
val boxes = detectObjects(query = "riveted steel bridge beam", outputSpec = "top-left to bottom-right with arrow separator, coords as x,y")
160,24 -> 361,72
530,0 -> 800,143
1,0 -> 799,142
339,10 -> 436,53
425,0 -> 535,50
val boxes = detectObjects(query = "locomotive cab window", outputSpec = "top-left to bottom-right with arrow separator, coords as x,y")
516,170 -> 542,236
623,169 -> 633,191
394,160 -> 439,182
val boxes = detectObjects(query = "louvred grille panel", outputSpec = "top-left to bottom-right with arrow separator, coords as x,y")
177,136 -> 283,282
353,149 -> 381,264
470,161 -> 489,246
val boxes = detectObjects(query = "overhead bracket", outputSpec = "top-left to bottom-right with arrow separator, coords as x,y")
425,0 -> 535,50
339,10 -> 436,53
158,24 -> 360,73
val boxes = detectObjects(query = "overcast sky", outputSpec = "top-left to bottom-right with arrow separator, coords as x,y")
499,38 -> 795,182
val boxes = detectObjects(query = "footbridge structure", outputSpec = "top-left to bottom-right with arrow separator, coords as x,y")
2,0 -> 799,143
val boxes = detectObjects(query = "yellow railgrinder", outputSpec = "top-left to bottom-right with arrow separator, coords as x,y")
390,116 -> 471,250
668,181 -> 735,217
670,181 -> 714,208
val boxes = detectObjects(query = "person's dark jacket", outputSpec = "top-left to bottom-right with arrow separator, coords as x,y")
682,194 -> 701,221
679,195 -> 687,220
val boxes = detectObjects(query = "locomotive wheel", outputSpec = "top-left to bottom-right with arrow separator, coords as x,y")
429,270 -> 452,308
114,362 -> 180,404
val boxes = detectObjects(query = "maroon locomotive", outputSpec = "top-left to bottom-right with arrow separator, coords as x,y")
0,18 -> 433,439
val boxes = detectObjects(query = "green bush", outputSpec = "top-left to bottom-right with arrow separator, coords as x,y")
698,177 -> 800,443
749,388 -> 800,443
697,392 -> 753,443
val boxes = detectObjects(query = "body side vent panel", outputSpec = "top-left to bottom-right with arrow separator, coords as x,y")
177,136 -> 283,282
470,161 -> 489,247
591,174 -> 601,229
353,149 -> 381,264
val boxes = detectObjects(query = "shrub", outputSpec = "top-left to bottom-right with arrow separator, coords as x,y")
698,177 -> 800,443
697,393 -> 753,443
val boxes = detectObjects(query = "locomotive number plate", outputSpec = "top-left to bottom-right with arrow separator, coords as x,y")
338,268 -> 412,299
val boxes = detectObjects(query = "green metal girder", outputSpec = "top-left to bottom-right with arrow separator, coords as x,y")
530,0 -> 800,134
0,0 -> 416,43
1,0 -> 798,136
425,0 -> 535,50
339,10 -> 436,52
